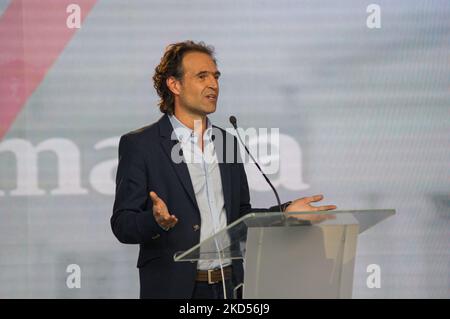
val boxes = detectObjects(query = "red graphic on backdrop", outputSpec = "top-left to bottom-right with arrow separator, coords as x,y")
0,0 -> 97,140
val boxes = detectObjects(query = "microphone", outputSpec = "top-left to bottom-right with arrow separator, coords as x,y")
229,116 -> 282,213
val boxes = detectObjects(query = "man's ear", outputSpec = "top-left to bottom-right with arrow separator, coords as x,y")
166,76 -> 181,96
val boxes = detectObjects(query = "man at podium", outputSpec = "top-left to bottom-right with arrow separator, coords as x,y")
111,41 -> 336,299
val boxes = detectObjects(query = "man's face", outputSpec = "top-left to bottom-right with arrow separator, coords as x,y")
176,51 -> 220,116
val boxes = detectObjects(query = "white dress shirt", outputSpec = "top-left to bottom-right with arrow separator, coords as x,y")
168,114 -> 231,270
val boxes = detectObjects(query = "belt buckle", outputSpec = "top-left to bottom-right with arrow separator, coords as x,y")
207,269 -> 219,284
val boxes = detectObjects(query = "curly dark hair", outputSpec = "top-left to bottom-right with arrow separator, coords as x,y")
152,41 -> 216,115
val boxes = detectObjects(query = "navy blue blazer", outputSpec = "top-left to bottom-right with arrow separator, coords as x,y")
111,114 -> 281,298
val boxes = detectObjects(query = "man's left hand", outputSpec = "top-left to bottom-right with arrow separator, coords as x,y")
284,194 -> 337,223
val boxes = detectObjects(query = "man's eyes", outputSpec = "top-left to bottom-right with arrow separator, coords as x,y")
197,74 -> 220,80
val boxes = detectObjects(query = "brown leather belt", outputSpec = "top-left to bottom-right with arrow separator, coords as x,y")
196,266 -> 232,284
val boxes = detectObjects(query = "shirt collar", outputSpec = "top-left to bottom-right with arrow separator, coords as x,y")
168,114 -> 213,144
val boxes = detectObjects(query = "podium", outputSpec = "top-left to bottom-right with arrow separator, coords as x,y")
174,209 -> 395,299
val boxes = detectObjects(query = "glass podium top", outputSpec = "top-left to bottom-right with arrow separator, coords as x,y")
173,209 -> 395,262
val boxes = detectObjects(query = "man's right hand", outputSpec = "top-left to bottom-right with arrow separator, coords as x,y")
149,191 -> 178,230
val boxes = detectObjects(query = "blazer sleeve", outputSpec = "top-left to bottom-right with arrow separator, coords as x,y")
111,134 -> 161,244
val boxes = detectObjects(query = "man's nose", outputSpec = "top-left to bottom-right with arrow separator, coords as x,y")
208,75 -> 219,90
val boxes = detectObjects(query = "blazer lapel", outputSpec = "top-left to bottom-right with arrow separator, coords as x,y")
218,162 -> 232,222
213,125 -> 233,221
158,115 -> 200,212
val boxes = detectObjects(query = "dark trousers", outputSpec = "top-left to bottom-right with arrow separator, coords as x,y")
192,279 -> 235,299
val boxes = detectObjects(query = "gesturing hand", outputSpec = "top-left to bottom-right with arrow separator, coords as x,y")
149,191 -> 178,230
284,194 -> 337,223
